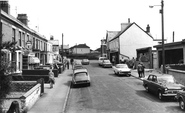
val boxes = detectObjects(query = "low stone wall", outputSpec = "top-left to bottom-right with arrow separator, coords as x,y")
167,68 -> 185,86
20,84 -> 41,111
2,81 -> 41,112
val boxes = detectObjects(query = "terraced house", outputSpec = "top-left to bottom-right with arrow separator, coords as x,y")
0,1 -> 54,73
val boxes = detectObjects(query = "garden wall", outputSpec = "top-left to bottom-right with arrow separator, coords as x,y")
1,81 -> 41,112
167,68 -> 185,86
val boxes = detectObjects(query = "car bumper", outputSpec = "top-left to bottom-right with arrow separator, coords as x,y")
118,72 -> 131,75
162,93 -> 177,97
103,65 -> 112,67
82,62 -> 89,65
72,80 -> 90,85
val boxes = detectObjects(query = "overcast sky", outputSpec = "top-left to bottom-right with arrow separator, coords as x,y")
8,0 -> 185,50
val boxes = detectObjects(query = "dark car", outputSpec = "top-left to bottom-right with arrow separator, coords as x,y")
143,73 -> 185,100
176,91 -> 185,110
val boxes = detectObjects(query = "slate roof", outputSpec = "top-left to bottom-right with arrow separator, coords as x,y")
70,44 -> 90,49
109,22 -> 154,42
106,31 -> 120,42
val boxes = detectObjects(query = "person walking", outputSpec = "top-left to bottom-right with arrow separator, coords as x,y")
48,67 -> 55,88
70,58 -> 74,69
141,63 -> 145,78
137,62 -> 143,78
66,59 -> 69,69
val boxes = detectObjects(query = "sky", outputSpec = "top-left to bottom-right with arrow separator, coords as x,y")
8,0 -> 185,50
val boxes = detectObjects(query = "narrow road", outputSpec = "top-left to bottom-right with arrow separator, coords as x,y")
65,60 -> 184,113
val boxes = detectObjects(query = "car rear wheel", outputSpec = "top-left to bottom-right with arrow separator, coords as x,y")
179,98 -> 185,110
158,91 -> 163,100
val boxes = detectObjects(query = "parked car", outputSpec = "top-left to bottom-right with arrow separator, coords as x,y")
72,68 -> 91,87
112,64 -> 131,76
176,91 -> 185,110
143,73 -> 185,100
101,59 -> 112,68
74,60 -> 82,66
81,59 -> 90,65
73,64 -> 85,70
98,57 -> 107,66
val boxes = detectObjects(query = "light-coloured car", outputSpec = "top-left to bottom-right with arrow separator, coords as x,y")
72,68 -> 91,87
98,57 -> 107,66
73,64 -> 84,70
102,59 -> 112,68
112,64 -> 131,76
81,59 -> 90,65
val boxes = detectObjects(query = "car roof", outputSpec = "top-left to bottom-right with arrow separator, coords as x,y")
74,68 -> 88,74
99,57 -> 107,60
149,73 -> 174,78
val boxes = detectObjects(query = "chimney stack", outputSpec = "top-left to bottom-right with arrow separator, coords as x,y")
0,0 -> 10,14
50,35 -> 54,40
146,24 -> 150,33
17,14 -> 28,26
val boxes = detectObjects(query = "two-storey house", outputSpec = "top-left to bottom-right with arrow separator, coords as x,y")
106,22 -> 156,65
0,1 -> 49,72
70,44 -> 90,54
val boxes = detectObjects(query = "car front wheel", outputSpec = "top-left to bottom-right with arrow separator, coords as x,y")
179,98 -> 185,110
145,85 -> 149,93
158,91 -> 163,100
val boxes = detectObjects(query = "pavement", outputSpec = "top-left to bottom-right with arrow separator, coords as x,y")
131,68 -> 161,80
28,66 -> 73,113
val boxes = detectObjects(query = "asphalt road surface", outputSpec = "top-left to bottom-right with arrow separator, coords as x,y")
65,60 -> 184,113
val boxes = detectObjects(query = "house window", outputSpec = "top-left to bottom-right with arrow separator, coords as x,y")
33,37 -> 35,49
12,28 -> 15,43
19,31 -> 21,46
27,35 -> 29,41
22,33 -> 25,47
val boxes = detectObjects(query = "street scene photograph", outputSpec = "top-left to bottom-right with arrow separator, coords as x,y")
0,0 -> 185,113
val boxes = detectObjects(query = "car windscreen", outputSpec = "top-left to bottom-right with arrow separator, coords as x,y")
74,72 -> 87,78
103,60 -> 110,63
158,76 -> 175,83
116,64 -> 128,68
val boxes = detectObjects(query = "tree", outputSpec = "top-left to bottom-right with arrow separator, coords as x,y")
0,41 -> 17,112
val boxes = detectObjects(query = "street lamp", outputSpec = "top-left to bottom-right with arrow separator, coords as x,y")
150,0 -> 165,73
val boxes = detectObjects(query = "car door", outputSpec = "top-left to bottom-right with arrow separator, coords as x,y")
151,76 -> 160,93
147,75 -> 154,92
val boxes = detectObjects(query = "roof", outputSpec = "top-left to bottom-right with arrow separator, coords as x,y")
109,22 -> 154,42
70,44 -> 90,49
153,41 -> 182,49
106,31 -> 120,42
1,10 -> 47,41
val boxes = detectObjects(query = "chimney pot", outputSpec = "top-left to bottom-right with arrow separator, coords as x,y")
146,24 -> 150,33
128,18 -> 130,23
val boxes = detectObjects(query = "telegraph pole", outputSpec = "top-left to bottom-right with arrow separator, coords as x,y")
0,5 -> 2,70
161,0 -> 165,73
62,33 -> 64,64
